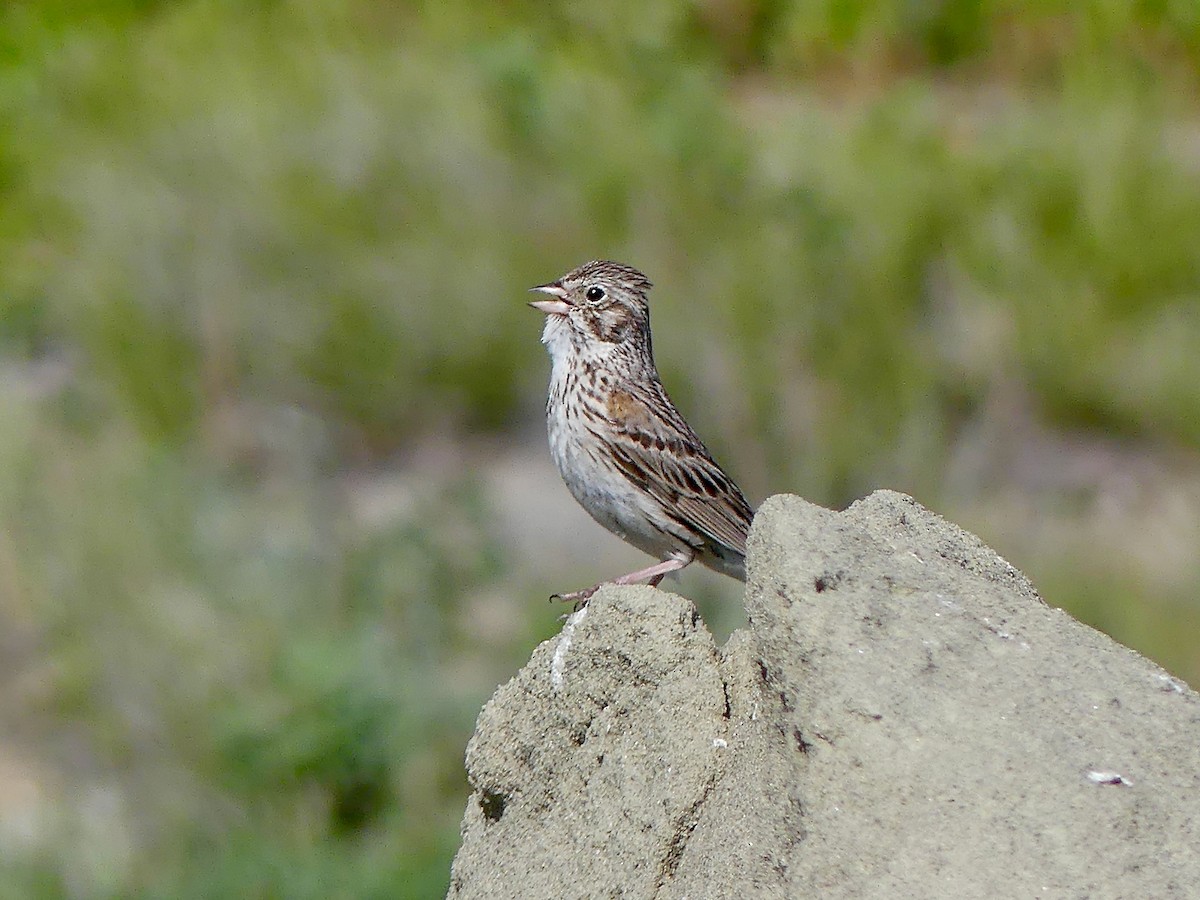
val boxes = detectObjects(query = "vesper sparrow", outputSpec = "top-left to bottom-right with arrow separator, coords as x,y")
529,260 -> 754,604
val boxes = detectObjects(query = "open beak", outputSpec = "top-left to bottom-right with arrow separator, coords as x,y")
528,283 -> 571,315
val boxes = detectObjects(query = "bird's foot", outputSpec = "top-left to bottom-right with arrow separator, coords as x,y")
549,557 -> 688,610
549,584 -> 600,612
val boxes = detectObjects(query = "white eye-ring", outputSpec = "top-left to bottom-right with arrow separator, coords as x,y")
585,286 -> 605,303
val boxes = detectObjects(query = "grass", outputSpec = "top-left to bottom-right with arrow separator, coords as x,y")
1,0 -> 1199,894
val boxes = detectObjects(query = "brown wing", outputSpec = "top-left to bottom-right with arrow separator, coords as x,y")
602,381 -> 753,557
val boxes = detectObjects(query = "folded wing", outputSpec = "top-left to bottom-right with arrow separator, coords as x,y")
602,382 -> 753,559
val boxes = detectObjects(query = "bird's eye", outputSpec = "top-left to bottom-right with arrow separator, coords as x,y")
585,286 -> 605,303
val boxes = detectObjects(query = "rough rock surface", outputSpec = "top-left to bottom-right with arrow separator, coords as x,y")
448,491 -> 1200,899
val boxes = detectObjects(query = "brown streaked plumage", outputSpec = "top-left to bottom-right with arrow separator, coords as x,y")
529,260 -> 755,604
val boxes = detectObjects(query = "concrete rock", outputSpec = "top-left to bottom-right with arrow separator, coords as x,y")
449,491 -> 1200,899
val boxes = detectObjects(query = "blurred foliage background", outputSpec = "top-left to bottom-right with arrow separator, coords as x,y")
2,0 -> 1200,895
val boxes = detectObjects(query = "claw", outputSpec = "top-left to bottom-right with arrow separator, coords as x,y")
549,584 -> 600,609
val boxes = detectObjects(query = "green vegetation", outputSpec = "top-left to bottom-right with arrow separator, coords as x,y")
2,1 -> 1199,894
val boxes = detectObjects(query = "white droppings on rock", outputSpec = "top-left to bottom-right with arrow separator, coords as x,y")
1086,770 -> 1132,786
550,605 -> 588,689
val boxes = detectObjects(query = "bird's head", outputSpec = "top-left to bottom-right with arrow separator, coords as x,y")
529,260 -> 654,355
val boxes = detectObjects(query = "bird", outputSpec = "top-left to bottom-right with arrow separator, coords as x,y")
528,259 -> 755,605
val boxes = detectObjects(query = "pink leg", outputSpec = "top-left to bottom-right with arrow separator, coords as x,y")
551,554 -> 693,606
612,557 -> 689,586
